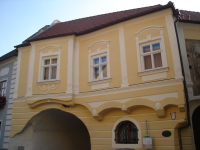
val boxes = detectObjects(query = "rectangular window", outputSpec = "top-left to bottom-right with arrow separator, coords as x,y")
91,55 -> 107,80
42,58 -> 58,81
141,42 -> 163,71
0,81 -> 7,96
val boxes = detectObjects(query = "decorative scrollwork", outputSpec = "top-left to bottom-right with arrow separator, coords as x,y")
39,84 -> 59,91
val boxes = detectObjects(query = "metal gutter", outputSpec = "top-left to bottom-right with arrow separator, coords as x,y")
173,9 -> 191,150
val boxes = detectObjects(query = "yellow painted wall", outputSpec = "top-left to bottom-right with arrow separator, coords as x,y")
79,30 -> 122,92
184,28 -> 200,40
18,49 -> 30,97
125,17 -> 175,85
32,39 -> 68,95
11,101 -> 192,150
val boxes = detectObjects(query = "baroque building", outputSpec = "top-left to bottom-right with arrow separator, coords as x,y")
5,1 -> 199,150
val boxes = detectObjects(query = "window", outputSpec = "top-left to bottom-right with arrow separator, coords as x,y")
91,55 -> 107,80
0,80 -> 7,96
42,57 -> 58,81
115,121 -> 138,144
141,42 -> 163,71
88,47 -> 111,85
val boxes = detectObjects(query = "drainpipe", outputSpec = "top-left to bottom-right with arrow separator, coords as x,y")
173,9 -> 191,150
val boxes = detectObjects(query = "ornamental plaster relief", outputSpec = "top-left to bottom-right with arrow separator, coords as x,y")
39,84 -> 59,91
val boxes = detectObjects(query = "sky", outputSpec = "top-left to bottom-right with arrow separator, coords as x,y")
0,0 -> 199,57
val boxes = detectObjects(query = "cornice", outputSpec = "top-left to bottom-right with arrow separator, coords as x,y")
75,78 -> 183,98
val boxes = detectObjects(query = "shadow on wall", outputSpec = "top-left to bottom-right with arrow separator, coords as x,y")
9,109 -> 91,150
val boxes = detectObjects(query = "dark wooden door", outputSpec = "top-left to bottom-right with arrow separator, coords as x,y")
192,106 -> 200,149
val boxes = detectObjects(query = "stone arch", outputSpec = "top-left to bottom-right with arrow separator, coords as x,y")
9,109 -> 91,150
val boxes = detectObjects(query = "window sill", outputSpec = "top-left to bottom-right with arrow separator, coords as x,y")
138,67 -> 169,76
88,78 -> 111,85
37,80 -> 60,85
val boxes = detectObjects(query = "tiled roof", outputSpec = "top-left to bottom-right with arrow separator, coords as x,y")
180,10 -> 200,23
25,1 -> 175,43
15,1 -> 177,48
0,49 -> 18,62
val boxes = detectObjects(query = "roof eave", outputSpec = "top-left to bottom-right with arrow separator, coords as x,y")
15,1 -> 176,48
179,20 -> 200,24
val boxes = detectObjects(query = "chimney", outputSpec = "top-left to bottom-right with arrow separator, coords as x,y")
181,14 -> 185,19
187,15 -> 190,20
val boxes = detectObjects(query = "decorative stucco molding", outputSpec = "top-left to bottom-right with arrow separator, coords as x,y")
135,26 -> 164,36
39,45 -> 62,52
39,84 -> 59,91
88,40 -> 110,50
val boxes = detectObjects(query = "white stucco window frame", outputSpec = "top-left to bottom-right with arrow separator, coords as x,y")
112,116 -> 142,148
136,35 -> 168,76
88,48 -> 111,86
38,51 -> 61,83
0,78 -> 8,96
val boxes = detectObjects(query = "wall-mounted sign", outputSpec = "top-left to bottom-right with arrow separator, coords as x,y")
143,135 -> 153,149
162,130 -> 171,137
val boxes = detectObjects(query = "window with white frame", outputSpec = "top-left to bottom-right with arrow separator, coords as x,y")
91,54 -> 108,80
140,41 -> 164,71
0,80 -> 7,96
42,57 -> 58,81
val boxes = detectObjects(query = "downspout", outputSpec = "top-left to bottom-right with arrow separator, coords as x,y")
173,9 -> 191,150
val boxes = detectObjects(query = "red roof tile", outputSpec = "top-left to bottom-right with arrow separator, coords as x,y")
15,1 -> 176,48
30,2 -> 175,42
180,10 -> 200,22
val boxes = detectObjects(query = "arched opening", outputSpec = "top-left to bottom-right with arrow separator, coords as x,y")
10,109 -> 91,150
115,121 -> 138,144
112,116 -> 142,148
192,106 -> 200,150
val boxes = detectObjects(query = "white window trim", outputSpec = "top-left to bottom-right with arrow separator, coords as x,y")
38,51 -> 61,83
112,116 -> 142,148
136,35 -> 168,76
88,48 -> 111,83
0,79 -> 7,96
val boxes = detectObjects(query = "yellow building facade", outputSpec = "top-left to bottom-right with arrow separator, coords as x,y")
9,3 -> 195,150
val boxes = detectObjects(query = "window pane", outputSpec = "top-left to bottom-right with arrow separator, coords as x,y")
101,56 -> 107,63
4,81 -> 7,88
51,58 -> 57,64
93,66 -> 99,79
44,59 -> 50,65
100,65 -> 107,78
116,121 -> 138,144
93,58 -> 99,65
154,53 -> 162,68
44,67 -> 49,80
1,89 -> 4,96
143,45 -> 150,53
2,81 -> 7,88
2,82 -> 5,88
144,55 -> 152,69
51,66 -> 57,79
152,43 -> 160,51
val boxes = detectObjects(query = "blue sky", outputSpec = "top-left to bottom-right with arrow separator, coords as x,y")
0,0 -> 199,57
